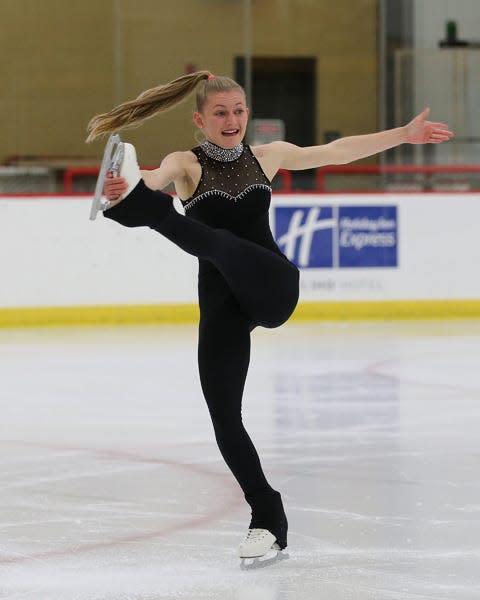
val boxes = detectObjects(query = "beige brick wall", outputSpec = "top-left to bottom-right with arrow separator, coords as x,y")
1,0 -> 377,166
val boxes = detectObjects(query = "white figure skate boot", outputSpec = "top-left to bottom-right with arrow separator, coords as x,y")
90,134 -> 141,221
239,528 -> 289,570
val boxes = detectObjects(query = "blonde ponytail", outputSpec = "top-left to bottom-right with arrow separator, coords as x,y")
86,70 -> 212,142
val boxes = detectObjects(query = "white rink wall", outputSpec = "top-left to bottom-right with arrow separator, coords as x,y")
1,197 -> 197,308
1,193 -> 479,308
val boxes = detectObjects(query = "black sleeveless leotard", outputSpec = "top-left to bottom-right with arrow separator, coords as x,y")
183,143 -> 280,253
182,143 -> 297,327
104,142 -> 299,549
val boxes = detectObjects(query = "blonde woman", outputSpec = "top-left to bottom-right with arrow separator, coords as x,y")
87,71 -> 452,567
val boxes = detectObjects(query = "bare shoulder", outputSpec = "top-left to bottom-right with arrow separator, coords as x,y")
250,141 -> 296,159
161,150 -> 196,170
250,141 -> 299,179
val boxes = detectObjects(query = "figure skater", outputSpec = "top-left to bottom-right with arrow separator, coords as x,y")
86,70 -> 452,567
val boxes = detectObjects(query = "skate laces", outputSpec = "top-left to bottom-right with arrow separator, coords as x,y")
245,528 -> 271,542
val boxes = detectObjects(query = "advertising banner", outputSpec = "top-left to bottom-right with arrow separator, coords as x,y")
271,193 -> 480,301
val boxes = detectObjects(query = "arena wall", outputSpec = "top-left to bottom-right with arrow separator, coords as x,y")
1,192 -> 479,327
0,0 -> 377,166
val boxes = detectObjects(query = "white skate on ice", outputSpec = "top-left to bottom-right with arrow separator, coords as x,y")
89,133 -> 141,221
239,528 -> 289,570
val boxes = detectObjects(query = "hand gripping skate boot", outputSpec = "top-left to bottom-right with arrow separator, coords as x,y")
89,133 -> 141,220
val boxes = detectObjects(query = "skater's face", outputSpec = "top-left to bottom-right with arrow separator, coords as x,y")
193,90 -> 249,148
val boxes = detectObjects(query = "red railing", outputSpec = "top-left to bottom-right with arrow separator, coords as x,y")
63,165 -> 480,194
2,164 -> 478,197
315,164 -> 480,193
63,164 -> 480,194
62,166 -> 295,194
63,167 -> 100,194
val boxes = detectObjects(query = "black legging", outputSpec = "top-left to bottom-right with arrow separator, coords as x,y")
105,182 -> 299,546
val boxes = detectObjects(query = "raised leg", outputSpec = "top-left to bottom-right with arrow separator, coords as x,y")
105,180 -> 299,328
98,141 -> 299,327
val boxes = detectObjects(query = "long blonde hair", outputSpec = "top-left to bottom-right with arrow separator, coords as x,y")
86,71 -> 245,142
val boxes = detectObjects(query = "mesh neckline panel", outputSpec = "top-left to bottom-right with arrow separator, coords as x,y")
183,145 -> 271,211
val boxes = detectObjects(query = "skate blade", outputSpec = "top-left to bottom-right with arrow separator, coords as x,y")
240,549 -> 289,571
89,133 -> 122,221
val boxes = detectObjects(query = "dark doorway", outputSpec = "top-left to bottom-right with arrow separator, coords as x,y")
235,57 -> 316,148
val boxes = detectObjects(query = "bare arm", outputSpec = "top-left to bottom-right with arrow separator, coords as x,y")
103,151 -> 187,200
260,108 -> 453,174
280,127 -> 409,169
141,152 -> 186,190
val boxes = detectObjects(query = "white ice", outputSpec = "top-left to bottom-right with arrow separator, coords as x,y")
0,320 -> 479,600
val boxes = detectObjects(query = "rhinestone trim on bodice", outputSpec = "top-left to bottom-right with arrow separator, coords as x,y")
183,183 -> 272,211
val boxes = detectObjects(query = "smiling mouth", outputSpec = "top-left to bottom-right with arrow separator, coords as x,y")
222,129 -> 240,136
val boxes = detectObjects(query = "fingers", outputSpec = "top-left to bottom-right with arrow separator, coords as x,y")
433,126 -> 454,137
103,173 -> 128,199
407,108 -> 454,144
428,121 -> 454,140
428,131 -> 454,143
104,178 -> 127,191
430,136 -> 451,143
429,121 -> 450,129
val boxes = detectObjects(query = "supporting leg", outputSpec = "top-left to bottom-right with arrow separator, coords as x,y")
198,286 -> 274,496
198,278 -> 289,557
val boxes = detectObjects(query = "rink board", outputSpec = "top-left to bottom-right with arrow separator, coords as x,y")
1,193 -> 479,326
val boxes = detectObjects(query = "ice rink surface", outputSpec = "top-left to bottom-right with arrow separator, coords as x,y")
0,320 -> 479,600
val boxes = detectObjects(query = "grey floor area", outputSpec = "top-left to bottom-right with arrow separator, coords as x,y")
0,320 -> 479,600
